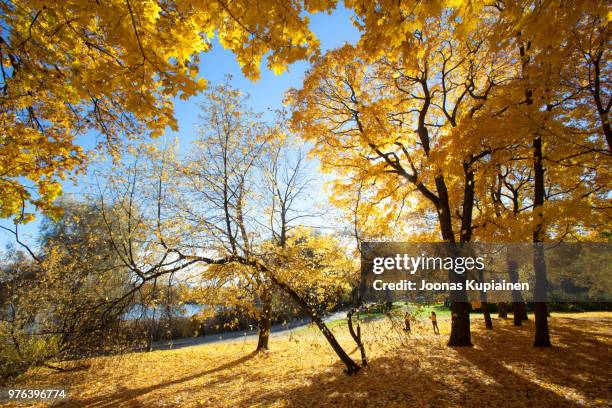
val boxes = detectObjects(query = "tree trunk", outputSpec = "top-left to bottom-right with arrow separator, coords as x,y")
347,308 -> 367,367
507,257 -> 528,325
437,174 -> 472,347
513,302 -> 528,326
482,302 -> 493,330
533,244 -> 552,347
534,301 -> 551,347
256,289 -> 272,351
498,302 -> 508,318
447,261 -> 471,345
532,136 -> 552,347
521,34 -> 552,347
477,269 -> 493,330
518,303 -> 528,321
267,273 -> 361,373
448,301 -> 472,346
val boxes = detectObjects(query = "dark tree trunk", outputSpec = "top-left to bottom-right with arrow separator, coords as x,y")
521,34 -> 553,347
533,243 -> 552,347
482,302 -> 493,330
436,171 -> 472,347
513,302 -> 528,326
589,52 -> 612,152
498,302 -> 508,318
507,256 -> 528,325
448,301 -> 472,346
534,301 -> 551,347
532,136 -> 552,347
447,253 -> 471,345
347,308 -> 367,367
478,269 -> 492,329
518,302 -> 528,321
256,290 -> 272,351
267,273 -> 361,373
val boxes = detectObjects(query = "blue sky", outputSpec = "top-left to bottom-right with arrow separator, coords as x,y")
0,6 -> 360,251
176,5 -> 359,146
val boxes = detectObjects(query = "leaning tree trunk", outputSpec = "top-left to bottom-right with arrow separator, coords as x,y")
256,289 -> 272,351
266,272 -> 361,374
532,135 -> 552,347
347,308 -> 367,367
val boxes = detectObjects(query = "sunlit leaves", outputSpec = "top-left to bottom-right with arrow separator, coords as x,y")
0,0 -> 328,222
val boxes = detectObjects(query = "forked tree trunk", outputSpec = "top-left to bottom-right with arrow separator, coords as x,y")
256,290 -> 272,351
347,308 -> 367,367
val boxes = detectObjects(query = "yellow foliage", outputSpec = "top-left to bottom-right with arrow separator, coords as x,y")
8,314 -> 612,407
290,1 -> 611,243
0,0 -> 327,221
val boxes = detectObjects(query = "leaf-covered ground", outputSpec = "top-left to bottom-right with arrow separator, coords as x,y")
8,312 -> 612,407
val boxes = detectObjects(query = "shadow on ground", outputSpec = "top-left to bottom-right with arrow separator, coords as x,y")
50,317 -> 611,407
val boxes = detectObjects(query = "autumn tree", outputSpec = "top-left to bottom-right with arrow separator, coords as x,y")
165,84 -> 358,363
255,130 -> 323,350
461,0 -> 610,346
0,199 -> 136,378
289,9 -> 516,345
0,0 -> 330,222
289,0 -> 609,347
169,85 -> 326,352
170,83 -> 274,351
93,83 -> 363,373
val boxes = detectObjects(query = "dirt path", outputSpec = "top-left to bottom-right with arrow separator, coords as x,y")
151,310 -> 349,351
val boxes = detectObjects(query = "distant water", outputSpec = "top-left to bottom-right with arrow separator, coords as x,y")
123,303 -> 208,320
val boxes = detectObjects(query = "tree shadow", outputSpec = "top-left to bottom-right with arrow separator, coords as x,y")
52,317 -> 610,407
60,352 -> 257,407
452,318 -> 611,407
233,318 -> 608,407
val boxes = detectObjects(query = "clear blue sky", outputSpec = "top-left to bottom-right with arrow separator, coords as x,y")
0,6 -> 360,251
174,5 -> 359,147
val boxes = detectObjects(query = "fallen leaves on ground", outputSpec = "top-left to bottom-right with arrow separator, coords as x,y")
7,313 -> 612,407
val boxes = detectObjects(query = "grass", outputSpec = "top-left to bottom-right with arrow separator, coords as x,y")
6,312 -> 611,407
